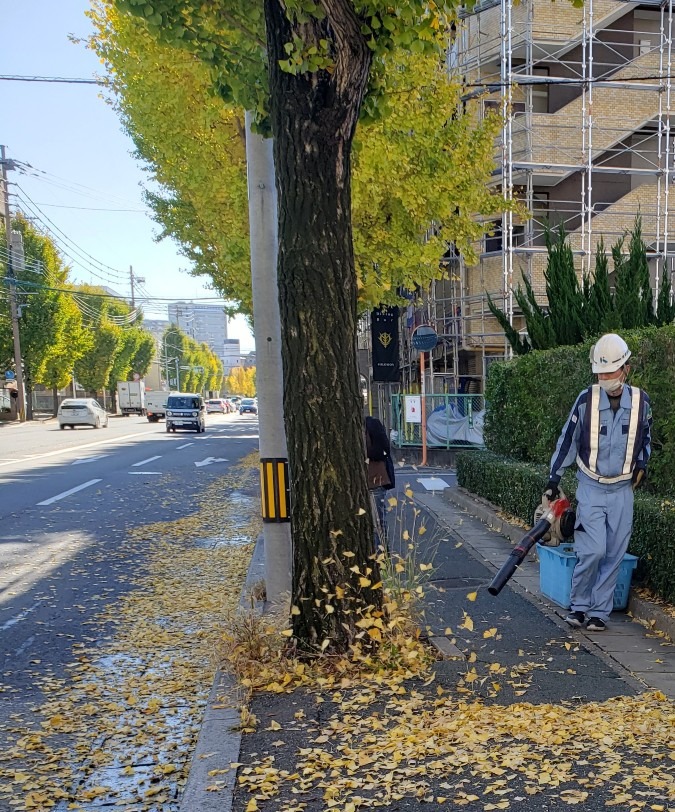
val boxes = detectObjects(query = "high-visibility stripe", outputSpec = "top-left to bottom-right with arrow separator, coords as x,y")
622,387 -> 641,476
260,458 -> 291,523
588,385 -> 600,472
576,385 -> 643,484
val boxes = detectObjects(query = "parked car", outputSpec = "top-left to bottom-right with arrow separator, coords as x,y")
206,398 -> 227,414
239,398 -> 258,415
166,393 -> 206,433
58,398 -> 109,430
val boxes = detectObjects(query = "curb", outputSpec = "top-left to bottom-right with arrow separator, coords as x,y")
178,534 -> 265,812
443,486 -> 675,643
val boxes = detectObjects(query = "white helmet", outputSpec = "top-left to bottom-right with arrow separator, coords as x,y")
590,333 -> 631,373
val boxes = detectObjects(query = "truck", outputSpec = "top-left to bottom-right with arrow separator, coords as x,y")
117,380 -> 146,416
145,390 -> 170,422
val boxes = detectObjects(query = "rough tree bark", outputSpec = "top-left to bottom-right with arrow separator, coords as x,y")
264,0 -> 382,651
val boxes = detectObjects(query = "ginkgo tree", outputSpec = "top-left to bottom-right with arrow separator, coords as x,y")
111,0 -> 494,653
87,4 -> 500,312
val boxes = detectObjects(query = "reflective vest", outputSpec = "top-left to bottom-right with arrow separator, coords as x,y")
576,384 -> 645,485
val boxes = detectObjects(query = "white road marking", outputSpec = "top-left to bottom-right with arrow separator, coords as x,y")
72,454 -> 110,466
37,479 -> 102,506
1,601 -> 41,632
0,430 -> 157,469
416,477 -> 450,491
176,443 -> 194,449
132,455 -> 162,467
194,457 -> 229,468
128,471 -> 162,475
15,635 -> 35,657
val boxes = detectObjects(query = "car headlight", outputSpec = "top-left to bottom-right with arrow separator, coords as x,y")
166,411 -> 172,417
192,411 -> 198,417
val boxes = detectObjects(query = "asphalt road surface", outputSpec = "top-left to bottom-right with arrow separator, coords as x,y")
0,412 -> 260,737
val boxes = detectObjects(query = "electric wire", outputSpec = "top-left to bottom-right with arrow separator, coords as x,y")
11,194 -> 129,287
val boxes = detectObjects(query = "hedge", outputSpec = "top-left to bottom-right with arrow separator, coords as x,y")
457,450 -> 675,604
484,325 -> 675,496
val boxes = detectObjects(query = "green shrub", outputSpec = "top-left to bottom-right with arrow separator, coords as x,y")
457,450 -> 675,604
484,325 -> 675,496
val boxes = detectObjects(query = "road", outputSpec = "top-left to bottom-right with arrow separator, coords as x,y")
0,412 -> 261,809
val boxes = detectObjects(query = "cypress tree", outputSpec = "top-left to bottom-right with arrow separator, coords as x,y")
656,263 -> 675,325
586,238 -> 616,334
544,225 -> 586,346
614,216 -> 654,328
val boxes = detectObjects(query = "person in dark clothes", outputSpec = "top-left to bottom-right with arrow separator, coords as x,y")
365,415 -> 395,533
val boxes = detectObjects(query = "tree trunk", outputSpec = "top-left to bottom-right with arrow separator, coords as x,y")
265,0 -> 381,653
52,387 -> 59,416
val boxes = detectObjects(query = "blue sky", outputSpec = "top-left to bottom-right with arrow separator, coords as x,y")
0,0 -> 253,350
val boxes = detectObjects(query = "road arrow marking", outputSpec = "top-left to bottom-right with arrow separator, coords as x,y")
72,454 -> 109,465
194,457 -> 229,468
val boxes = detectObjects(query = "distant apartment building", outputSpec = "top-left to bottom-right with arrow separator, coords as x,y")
168,302 -> 228,357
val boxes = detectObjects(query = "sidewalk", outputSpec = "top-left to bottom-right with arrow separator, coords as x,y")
185,472 -> 675,811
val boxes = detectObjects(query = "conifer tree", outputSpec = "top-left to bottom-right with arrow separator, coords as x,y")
614,216 -> 655,329
584,238 -> 617,334
544,225 -> 585,346
656,263 -> 675,326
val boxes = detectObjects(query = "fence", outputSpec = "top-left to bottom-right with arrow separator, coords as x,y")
390,393 -> 485,449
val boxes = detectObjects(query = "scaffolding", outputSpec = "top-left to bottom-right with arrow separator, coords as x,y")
417,0 -> 675,388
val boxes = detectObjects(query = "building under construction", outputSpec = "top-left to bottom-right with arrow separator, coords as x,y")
392,0 -> 674,399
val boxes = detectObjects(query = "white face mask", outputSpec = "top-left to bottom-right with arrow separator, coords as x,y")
598,372 -> 625,395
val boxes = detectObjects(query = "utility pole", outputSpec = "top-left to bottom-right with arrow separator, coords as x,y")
1,145 -> 26,422
129,265 -> 145,308
245,112 -> 292,604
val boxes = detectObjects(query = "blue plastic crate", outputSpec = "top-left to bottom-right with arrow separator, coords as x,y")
537,543 -> 638,611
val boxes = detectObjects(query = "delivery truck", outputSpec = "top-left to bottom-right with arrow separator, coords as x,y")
117,380 -> 146,416
145,390 -> 170,422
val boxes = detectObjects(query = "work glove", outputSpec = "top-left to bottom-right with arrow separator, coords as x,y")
544,480 -> 560,501
632,466 -> 647,491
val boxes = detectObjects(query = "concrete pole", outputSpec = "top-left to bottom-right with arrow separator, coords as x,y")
245,111 -> 292,604
1,146 -> 26,422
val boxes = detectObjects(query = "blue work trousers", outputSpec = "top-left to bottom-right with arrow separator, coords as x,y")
571,480 -> 634,622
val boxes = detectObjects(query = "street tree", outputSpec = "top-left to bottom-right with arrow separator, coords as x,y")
0,216 -> 81,419
87,1 -> 251,313
112,0 -> 491,653
130,328 -> 156,379
87,6 -> 501,311
225,365 -> 256,397
40,294 -> 90,414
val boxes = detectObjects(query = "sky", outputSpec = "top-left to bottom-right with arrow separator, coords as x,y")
0,0 -> 254,351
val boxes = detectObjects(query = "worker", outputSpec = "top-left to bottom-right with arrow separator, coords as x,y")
546,334 -> 652,632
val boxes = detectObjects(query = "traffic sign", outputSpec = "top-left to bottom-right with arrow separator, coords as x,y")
4,370 -> 15,381
411,325 -> 438,352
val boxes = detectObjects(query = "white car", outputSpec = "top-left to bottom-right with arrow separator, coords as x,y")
58,398 -> 109,430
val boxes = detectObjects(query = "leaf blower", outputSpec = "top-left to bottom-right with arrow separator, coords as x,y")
487,490 -> 576,597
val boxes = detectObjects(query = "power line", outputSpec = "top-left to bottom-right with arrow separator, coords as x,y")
0,74 -> 103,85
12,188 -> 129,284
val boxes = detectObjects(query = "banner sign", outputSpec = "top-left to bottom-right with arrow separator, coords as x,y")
371,306 -> 400,382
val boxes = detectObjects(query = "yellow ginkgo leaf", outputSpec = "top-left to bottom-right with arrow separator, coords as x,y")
467,591 -> 478,601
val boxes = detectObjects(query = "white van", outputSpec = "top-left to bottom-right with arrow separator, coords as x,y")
165,393 -> 206,433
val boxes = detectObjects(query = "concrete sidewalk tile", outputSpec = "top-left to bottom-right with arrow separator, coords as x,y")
631,672 -> 675,693
608,651 -> 675,673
